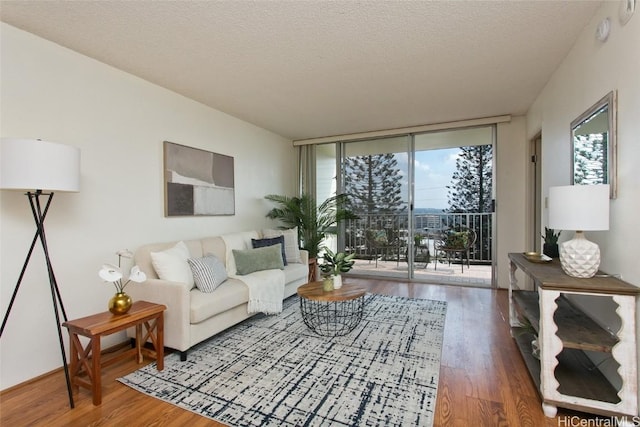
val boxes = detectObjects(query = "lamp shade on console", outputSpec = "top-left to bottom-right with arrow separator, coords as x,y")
548,184 -> 610,278
0,138 -> 80,192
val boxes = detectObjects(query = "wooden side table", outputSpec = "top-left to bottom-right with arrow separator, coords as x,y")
297,281 -> 366,337
62,300 -> 166,405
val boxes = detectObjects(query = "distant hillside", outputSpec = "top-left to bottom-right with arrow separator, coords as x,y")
414,207 -> 445,214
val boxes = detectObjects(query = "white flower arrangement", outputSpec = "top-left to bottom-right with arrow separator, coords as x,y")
99,249 -> 147,293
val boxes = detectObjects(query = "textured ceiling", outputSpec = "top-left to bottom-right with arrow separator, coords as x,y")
0,1 -> 603,140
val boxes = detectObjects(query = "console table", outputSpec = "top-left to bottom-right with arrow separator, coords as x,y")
508,253 -> 639,420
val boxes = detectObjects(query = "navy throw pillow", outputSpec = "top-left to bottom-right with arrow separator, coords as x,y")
251,236 -> 288,266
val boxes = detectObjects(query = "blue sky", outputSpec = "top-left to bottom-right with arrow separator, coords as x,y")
396,148 -> 460,210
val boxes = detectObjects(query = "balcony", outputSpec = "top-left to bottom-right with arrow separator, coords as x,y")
343,212 -> 493,287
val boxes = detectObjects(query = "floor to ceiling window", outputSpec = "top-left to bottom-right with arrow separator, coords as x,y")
308,125 -> 496,288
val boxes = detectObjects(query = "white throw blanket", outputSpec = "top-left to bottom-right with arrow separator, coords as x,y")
238,269 -> 285,315
221,232 -> 285,315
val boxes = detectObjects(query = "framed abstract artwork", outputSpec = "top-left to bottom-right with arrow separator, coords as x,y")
164,141 -> 235,216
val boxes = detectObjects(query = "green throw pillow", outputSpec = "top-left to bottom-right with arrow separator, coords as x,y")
232,244 -> 285,275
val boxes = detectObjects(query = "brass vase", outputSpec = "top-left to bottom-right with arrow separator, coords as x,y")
109,292 -> 132,315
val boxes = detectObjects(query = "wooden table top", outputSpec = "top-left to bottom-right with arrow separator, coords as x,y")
62,301 -> 166,336
509,252 -> 640,295
297,281 -> 366,302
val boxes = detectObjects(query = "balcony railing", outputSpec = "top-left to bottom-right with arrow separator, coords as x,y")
344,212 -> 493,265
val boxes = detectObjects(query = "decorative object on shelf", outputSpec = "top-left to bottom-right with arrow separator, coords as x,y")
548,184 -> 609,278
163,141 -> 235,216
531,339 -> 540,360
264,193 -> 358,280
99,249 -> 147,315
541,227 -> 561,258
523,251 -> 552,263
0,137 -> 81,408
319,248 -> 355,290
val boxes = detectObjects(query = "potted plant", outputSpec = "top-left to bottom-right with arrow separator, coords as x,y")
265,193 -> 358,280
542,227 -> 561,258
319,247 -> 355,290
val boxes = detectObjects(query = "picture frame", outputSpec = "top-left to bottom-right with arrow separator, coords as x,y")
163,141 -> 235,216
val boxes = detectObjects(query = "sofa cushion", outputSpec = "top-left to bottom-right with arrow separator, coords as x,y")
262,227 -> 302,264
282,261 -> 308,284
200,236 -> 227,267
252,236 -> 287,266
233,244 -> 284,275
150,241 -> 194,289
190,278 -> 249,323
220,231 -> 260,276
187,254 -> 228,292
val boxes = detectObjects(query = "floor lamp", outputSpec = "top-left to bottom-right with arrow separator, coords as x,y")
0,138 -> 81,408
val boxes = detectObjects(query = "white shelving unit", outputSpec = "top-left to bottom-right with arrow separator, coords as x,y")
508,253 -> 639,420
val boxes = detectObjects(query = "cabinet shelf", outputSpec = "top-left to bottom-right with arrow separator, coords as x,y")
513,290 -> 618,352
512,330 -> 620,404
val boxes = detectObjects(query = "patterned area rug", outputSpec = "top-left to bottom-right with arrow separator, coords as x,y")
119,294 -> 447,426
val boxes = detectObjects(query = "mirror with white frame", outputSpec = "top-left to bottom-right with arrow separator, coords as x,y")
571,90 -> 617,198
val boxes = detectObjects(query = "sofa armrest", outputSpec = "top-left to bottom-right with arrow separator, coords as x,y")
299,249 -> 309,265
126,278 -> 191,352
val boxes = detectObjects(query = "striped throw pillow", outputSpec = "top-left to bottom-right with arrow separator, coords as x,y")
187,254 -> 228,292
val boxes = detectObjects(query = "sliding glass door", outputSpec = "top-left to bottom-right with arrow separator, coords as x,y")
311,126 -> 495,287
411,127 -> 494,287
341,136 -> 410,279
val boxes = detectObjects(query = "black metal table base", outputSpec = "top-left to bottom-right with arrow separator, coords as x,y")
299,296 -> 365,337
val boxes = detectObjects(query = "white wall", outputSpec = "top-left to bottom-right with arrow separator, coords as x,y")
495,117 -> 528,289
0,23 -> 296,389
527,2 -> 639,286
526,1 -> 640,404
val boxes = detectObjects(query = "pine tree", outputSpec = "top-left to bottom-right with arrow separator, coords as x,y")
447,145 -> 492,213
446,145 -> 493,260
343,153 -> 405,216
573,133 -> 607,185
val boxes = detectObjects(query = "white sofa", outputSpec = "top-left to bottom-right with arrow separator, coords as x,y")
127,230 -> 308,360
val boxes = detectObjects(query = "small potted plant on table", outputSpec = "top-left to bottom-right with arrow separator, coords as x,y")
319,247 -> 355,291
542,227 -> 561,258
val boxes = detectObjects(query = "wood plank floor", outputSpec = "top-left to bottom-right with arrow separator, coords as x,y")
0,278 -> 610,426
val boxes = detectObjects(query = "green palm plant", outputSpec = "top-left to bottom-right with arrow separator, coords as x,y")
264,193 -> 358,259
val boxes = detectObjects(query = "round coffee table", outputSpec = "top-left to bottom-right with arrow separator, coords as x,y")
297,281 -> 366,337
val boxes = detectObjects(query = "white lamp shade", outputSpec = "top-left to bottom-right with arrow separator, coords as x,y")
0,138 -> 80,192
548,184 -> 609,231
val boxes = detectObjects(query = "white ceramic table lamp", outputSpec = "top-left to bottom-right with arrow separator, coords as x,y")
548,184 -> 609,278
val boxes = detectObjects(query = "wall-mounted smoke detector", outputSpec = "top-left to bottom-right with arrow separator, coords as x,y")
620,0 -> 636,25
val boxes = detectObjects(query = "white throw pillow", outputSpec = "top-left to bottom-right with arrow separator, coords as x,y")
263,227 -> 302,264
150,241 -> 194,289
187,254 -> 228,292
